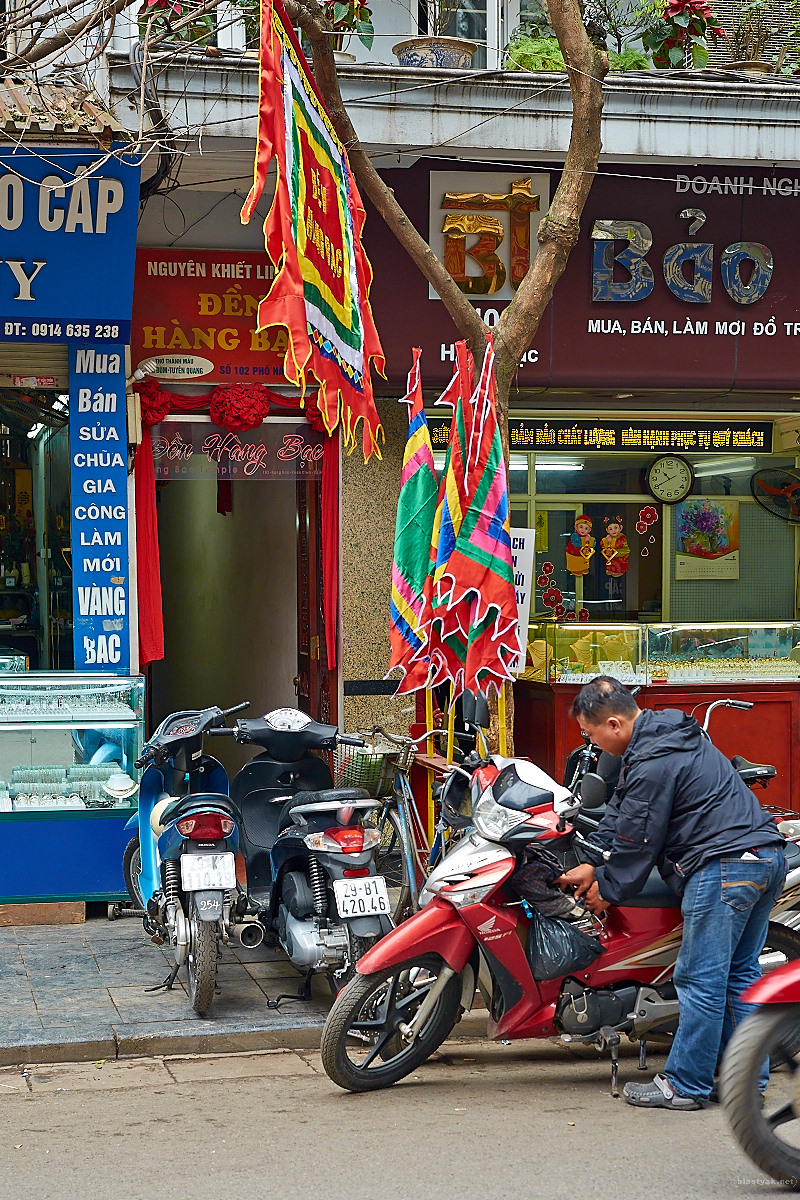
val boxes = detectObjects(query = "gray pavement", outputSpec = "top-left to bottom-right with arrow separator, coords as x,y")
0,913 -> 335,1066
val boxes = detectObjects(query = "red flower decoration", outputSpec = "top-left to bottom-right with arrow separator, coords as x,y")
566,611 -> 576,621
578,608 -> 590,622
536,574 -> 549,588
304,392 -> 328,434
636,520 -> 647,534
640,506 -> 658,525
134,376 -> 171,426
641,548 -> 649,557
554,603 -> 566,618
542,562 -> 554,575
210,384 -> 270,432
542,587 -> 562,607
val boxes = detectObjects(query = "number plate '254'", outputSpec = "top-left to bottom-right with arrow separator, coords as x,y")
180,852 -> 236,891
333,876 -> 390,918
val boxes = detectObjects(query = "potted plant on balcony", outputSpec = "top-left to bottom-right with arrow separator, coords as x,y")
322,0 -> 374,60
641,0 -> 724,68
718,0 -> 786,72
138,0 -> 215,50
392,0 -> 478,69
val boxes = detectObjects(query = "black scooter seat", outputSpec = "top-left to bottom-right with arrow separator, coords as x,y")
621,866 -> 682,908
278,787 -> 371,832
732,755 -> 777,783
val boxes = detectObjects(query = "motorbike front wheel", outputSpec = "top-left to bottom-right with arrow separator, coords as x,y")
320,954 -> 462,1092
721,1006 -> 800,1190
122,835 -> 144,909
187,909 -> 218,1016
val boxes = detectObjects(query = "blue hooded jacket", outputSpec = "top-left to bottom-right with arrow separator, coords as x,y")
583,708 -> 783,905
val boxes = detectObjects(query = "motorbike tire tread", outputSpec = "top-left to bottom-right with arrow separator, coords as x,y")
187,912 -> 217,1016
321,954 -> 462,1093
721,1005 -> 800,1190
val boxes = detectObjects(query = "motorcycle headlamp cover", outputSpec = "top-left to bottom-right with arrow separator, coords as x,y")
472,787 -> 527,841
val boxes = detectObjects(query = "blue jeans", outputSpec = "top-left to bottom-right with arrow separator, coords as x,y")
665,844 -> 786,1102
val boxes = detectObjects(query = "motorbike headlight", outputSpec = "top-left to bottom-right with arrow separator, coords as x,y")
471,787 -> 527,842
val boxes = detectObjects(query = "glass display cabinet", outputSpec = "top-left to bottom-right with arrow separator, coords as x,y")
0,673 -> 144,902
522,622 -> 647,684
646,623 -> 800,683
522,621 -> 800,685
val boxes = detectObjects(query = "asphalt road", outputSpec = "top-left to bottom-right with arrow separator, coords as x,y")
0,1038 -> 788,1200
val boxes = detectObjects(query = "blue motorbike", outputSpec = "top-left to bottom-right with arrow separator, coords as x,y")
123,701 -> 248,1015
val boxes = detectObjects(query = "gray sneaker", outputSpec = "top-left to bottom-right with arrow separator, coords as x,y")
623,1073 -> 703,1110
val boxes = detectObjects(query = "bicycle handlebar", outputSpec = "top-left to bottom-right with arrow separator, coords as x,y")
207,727 -> 235,736
338,734 -> 366,747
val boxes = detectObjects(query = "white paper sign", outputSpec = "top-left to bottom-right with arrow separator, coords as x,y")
510,528 -> 537,675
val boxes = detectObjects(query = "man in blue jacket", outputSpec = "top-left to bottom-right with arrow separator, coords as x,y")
558,675 -> 785,1111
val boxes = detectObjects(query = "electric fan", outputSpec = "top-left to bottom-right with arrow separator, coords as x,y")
750,468 -> 800,524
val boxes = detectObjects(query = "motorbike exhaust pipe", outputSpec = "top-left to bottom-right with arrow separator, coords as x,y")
238,921 -> 265,949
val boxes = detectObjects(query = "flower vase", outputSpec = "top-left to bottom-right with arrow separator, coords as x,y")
20,563 -> 30,587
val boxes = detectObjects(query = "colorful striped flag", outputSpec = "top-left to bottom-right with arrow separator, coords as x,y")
241,0 -> 384,460
386,349 -> 439,693
421,336 -> 520,697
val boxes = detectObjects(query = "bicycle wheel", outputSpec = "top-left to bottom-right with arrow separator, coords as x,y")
366,808 -> 412,924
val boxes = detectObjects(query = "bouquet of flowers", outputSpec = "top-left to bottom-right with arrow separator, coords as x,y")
677,498 -> 732,557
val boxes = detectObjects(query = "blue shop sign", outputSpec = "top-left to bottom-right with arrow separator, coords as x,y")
0,146 -> 139,342
69,346 -> 130,673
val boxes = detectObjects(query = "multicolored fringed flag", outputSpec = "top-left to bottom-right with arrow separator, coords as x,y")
386,349 -> 439,693
240,0 -> 385,460
418,336 -> 520,697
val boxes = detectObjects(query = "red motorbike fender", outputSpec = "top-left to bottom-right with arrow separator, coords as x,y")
356,898 -> 474,976
741,956 -> 800,1005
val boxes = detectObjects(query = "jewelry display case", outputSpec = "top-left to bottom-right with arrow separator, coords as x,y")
521,622 -> 800,685
0,673 -> 144,902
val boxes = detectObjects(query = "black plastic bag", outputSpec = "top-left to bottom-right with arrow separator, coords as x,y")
509,844 -> 584,920
527,911 -> 604,981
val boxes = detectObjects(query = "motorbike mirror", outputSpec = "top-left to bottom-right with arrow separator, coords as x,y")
580,772 -> 608,809
461,689 -> 490,728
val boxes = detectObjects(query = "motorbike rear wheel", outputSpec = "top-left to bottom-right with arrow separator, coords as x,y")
187,909 -> 217,1016
320,954 -> 462,1092
122,835 -> 144,909
721,1006 -> 800,1190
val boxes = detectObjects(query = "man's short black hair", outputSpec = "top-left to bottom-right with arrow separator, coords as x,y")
570,675 -> 640,723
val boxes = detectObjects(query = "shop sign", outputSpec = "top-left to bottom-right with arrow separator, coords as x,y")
68,346 -> 130,673
151,418 -> 323,480
368,163 -> 800,389
426,416 -> 773,454
0,147 -> 139,343
510,529 -> 536,675
130,250 -> 285,384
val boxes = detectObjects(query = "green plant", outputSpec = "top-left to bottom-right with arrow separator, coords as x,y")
503,31 -> 566,69
727,0 -> 780,60
138,0 -> 215,47
584,0 -> 652,53
608,45 -> 652,67
323,0 -> 374,50
641,0 -> 723,67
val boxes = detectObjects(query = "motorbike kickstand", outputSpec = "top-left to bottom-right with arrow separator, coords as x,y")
266,968 -> 314,1009
145,960 -> 181,993
638,1039 -> 648,1071
598,1025 -> 621,1098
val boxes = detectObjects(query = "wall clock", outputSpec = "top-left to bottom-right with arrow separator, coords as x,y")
645,455 -> 694,504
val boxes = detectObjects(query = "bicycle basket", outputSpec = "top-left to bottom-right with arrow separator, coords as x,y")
334,742 -> 398,799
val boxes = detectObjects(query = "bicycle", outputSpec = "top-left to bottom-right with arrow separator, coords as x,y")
334,724 -> 477,923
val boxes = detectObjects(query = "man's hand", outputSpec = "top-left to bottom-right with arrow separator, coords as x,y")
583,881 -> 609,916
556,862 -> 596,899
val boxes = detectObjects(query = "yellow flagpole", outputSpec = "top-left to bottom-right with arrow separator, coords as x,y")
498,684 -> 508,757
446,683 -> 456,766
425,687 -> 435,844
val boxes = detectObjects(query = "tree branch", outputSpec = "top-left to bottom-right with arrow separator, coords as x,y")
285,0 -> 487,357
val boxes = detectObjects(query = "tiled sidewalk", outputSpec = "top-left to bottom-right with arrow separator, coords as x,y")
0,915 -> 332,1066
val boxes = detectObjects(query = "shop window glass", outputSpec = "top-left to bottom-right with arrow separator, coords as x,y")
0,393 -> 71,670
534,501 -> 662,622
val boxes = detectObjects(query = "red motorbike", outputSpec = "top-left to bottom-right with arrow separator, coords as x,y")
721,958 -> 800,1189
321,751 -> 800,1093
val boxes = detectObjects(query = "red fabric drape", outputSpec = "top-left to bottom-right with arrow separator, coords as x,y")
133,381 -> 338,673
